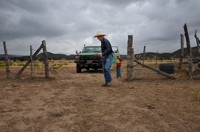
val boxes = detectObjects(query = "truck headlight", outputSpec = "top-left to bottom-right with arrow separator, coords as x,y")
75,56 -> 80,60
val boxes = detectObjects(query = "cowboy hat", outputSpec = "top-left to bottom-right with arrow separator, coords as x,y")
94,31 -> 106,38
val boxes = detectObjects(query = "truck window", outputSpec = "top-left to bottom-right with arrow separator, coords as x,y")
112,47 -> 118,53
82,46 -> 101,53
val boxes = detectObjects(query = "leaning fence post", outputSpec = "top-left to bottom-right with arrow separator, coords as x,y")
15,43 -> 43,78
3,41 -> 10,78
127,35 -> 134,80
183,23 -> 193,79
194,30 -> 200,56
42,40 -> 49,78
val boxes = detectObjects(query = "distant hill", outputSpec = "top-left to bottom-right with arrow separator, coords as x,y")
37,52 -> 75,60
172,46 -> 199,58
134,46 -> 199,60
0,46 -> 199,60
0,54 -> 24,58
37,52 -> 128,60
120,55 -> 127,60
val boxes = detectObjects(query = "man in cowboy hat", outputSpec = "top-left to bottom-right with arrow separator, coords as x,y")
94,31 -> 113,87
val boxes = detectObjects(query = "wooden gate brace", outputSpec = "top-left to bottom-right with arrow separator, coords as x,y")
134,59 -> 177,79
15,40 -> 49,79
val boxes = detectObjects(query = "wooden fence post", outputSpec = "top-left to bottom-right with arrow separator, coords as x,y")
183,23 -> 193,78
155,51 -> 158,68
3,41 -> 10,78
194,30 -> 200,56
178,34 -> 184,69
30,45 -> 33,79
127,35 -> 134,80
143,46 -> 146,64
42,40 -> 49,78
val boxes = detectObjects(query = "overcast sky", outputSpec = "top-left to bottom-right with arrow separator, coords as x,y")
0,0 -> 200,55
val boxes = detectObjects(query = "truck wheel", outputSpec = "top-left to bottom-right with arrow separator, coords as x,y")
76,64 -> 81,73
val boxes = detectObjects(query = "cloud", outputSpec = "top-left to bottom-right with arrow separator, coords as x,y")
0,0 -> 200,55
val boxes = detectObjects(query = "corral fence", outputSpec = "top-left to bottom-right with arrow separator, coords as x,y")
127,23 -> 200,80
1,23 -> 200,80
2,40 -> 49,79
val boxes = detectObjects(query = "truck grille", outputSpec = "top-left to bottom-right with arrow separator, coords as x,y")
81,55 -> 99,60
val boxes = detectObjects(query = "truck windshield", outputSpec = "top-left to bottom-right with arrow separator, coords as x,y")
82,46 -> 101,53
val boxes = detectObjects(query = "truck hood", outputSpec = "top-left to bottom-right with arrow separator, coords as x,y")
77,53 -> 102,56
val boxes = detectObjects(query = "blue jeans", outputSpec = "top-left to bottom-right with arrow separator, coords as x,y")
102,54 -> 113,84
116,66 -> 121,77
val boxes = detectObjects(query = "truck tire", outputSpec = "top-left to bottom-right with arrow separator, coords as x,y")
76,64 -> 81,73
159,64 -> 174,74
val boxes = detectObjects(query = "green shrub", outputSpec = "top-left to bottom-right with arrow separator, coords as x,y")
53,66 -> 59,69
146,64 -> 151,67
33,63 -> 40,67
0,62 -> 6,67
34,61 -> 39,63
18,63 -> 25,66
9,62 -> 13,66
58,64 -> 63,67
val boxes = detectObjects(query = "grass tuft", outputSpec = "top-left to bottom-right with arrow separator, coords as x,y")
51,111 -> 63,117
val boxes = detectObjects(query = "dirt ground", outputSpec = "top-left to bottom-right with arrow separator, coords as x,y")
0,62 -> 200,132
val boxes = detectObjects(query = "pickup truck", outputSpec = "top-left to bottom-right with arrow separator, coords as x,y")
74,45 -> 120,73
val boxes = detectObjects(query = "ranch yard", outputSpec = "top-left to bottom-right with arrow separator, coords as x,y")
0,60 -> 200,132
